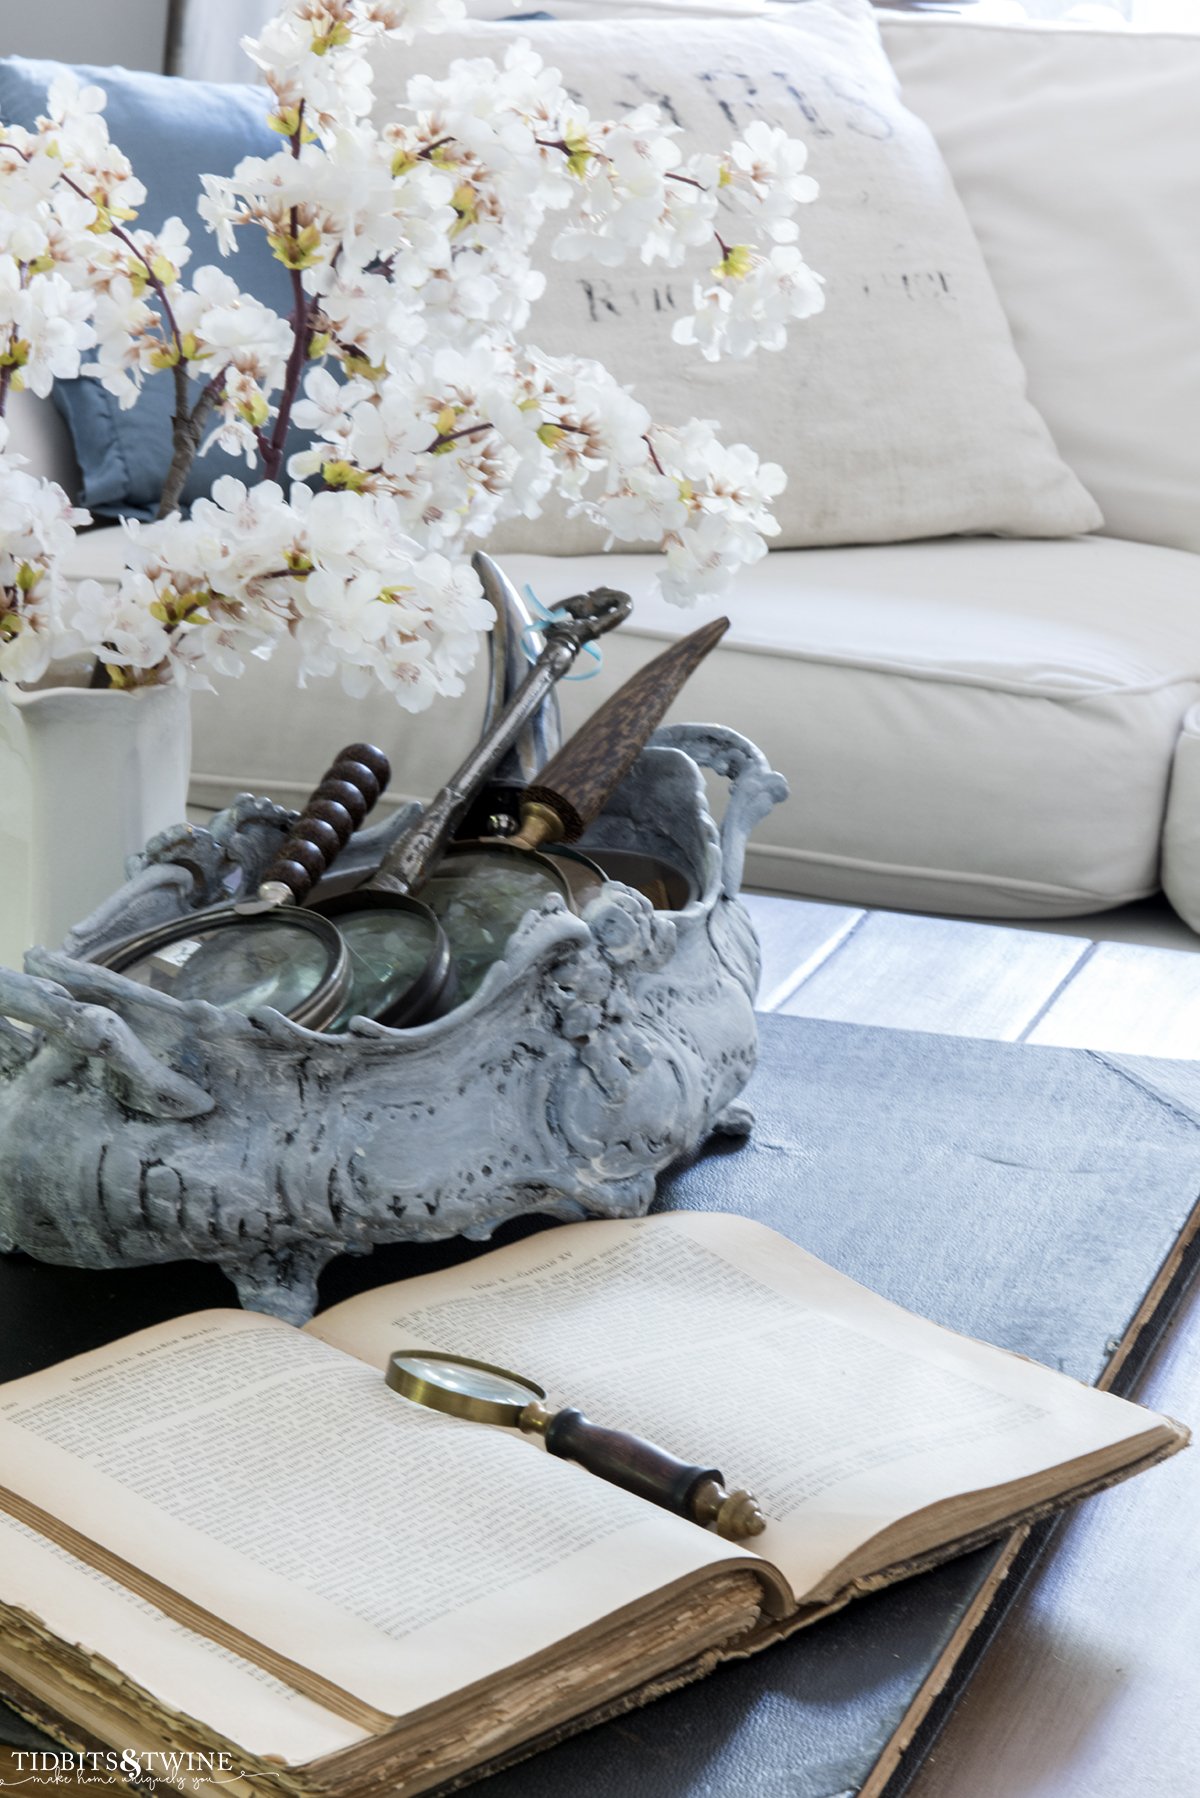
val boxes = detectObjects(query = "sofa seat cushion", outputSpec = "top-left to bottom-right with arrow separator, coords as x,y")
539,537 -> 1200,917
62,529 -> 1200,919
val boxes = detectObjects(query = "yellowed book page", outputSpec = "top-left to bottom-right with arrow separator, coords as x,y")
0,1511 -> 366,1768
306,1211 -> 1177,1603
0,1312 -> 776,1723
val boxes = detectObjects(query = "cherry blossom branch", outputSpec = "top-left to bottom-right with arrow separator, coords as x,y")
0,256 -> 25,418
534,133 -> 713,197
56,165 -> 186,351
91,210 -> 218,518
424,420 -> 493,453
0,142 -> 223,512
671,167 -> 738,265
157,364 -> 229,518
421,417 -> 593,457
530,134 -> 731,266
259,103 -> 322,484
259,257 -> 317,483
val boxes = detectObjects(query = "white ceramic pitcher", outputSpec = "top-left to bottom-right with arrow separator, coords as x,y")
0,662 -> 190,964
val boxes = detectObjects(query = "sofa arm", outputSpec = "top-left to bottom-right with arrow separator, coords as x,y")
1162,703 -> 1200,934
5,389 -> 81,496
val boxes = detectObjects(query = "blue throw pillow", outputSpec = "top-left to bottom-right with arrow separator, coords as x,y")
0,57 -> 295,519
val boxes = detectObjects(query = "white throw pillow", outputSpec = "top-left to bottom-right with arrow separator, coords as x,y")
880,13 -> 1200,559
376,0 -> 1100,552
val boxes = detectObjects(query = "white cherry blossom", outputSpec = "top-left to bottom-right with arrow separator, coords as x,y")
0,0 -> 825,698
727,121 -> 819,232
0,462 -> 90,683
674,244 -> 825,361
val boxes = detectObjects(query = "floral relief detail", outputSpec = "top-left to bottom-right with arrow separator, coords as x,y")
0,0 -> 824,703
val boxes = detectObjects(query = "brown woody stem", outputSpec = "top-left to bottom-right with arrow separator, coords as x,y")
424,420 -> 493,453
259,112 -> 316,485
157,367 -> 225,518
260,260 -> 314,484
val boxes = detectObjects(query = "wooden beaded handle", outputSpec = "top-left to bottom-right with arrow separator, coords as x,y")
261,743 -> 391,903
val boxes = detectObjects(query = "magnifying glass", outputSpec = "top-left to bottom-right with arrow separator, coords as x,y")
95,743 -> 391,1027
305,586 -> 633,1031
418,843 -> 603,1005
459,790 -> 695,916
94,586 -> 630,1033
386,1350 -> 766,1541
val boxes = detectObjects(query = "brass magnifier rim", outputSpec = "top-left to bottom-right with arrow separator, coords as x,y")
386,1350 -> 546,1428
99,905 -> 351,1031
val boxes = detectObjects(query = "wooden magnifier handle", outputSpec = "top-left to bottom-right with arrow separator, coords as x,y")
261,743 -> 391,902
521,1402 -> 765,1540
510,616 -> 730,849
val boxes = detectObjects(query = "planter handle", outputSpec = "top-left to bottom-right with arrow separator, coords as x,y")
650,723 -> 788,898
475,551 -> 562,787
0,965 -> 214,1118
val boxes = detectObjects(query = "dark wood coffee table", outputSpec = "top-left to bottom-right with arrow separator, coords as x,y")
743,895 -> 1200,1798
4,896 -> 1196,1798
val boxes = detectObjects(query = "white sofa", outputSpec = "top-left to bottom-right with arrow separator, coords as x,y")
13,12 -> 1200,925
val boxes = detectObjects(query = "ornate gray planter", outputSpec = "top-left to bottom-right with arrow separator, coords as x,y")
0,723 -> 786,1324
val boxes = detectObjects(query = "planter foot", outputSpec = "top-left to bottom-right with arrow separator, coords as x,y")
710,1101 -> 755,1140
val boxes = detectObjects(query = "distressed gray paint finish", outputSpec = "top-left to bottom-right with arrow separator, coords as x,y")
0,727 -> 786,1324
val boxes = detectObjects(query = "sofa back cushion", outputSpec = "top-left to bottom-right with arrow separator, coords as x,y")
880,13 -> 1200,558
379,0 -> 1100,554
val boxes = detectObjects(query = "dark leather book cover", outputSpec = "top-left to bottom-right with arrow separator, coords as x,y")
2,1014 -> 1199,1792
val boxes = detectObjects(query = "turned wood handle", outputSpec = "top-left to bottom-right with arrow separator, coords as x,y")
262,743 -> 391,903
516,616 -> 730,843
543,1407 -> 721,1519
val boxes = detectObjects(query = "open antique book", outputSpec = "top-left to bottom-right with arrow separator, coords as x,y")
0,1212 -> 1187,1796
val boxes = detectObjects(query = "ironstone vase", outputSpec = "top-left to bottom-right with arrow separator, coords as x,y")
0,663 -> 191,964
